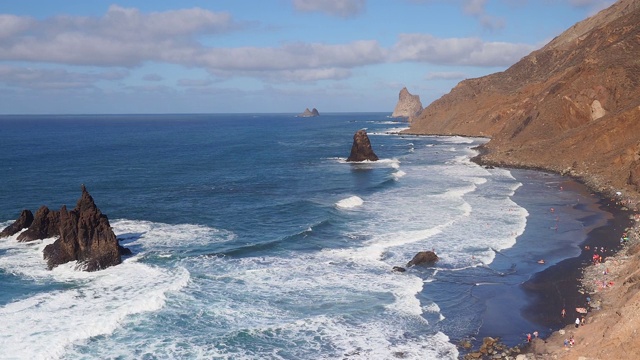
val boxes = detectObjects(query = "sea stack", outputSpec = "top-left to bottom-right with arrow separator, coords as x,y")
297,108 -> 320,117
391,87 -> 423,119
346,129 -> 379,162
40,185 -> 126,271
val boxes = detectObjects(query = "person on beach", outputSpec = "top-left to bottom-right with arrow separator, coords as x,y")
575,317 -> 580,328
561,308 -> 566,318
527,333 -> 531,343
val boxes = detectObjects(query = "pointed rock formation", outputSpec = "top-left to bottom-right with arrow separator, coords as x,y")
42,185 -> 124,271
346,129 -> 379,162
0,210 -> 34,238
391,87 -> 423,119
17,206 -> 60,242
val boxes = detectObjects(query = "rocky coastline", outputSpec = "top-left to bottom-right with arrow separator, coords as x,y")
401,1 -> 640,358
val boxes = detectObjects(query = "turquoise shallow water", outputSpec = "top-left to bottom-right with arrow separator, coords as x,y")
0,113 -> 609,359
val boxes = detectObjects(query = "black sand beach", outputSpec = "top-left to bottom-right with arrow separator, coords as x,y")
463,169 -> 633,352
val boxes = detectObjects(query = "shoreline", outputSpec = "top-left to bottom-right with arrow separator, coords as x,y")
458,165 -> 640,359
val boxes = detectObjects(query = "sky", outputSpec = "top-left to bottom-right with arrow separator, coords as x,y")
0,0 -> 615,114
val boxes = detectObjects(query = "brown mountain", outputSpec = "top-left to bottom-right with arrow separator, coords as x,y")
405,0 -> 640,200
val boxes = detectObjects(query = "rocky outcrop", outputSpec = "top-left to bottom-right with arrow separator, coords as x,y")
346,129 -> 379,162
297,108 -> 320,117
391,87 -> 423,119
404,0 -> 640,200
43,185 -> 124,271
0,210 -> 34,238
17,206 -> 60,242
407,251 -> 439,267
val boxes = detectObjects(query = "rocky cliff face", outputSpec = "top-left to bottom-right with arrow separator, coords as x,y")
406,0 -> 640,200
392,87 -> 423,119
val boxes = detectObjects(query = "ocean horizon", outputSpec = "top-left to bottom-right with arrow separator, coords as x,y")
0,113 -> 610,359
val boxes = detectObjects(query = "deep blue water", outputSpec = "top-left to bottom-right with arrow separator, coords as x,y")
0,113 -> 608,359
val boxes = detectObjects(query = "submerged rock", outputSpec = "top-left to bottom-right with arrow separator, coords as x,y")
0,209 -> 34,238
346,129 -> 379,162
42,185 -> 125,271
407,251 -> 439,267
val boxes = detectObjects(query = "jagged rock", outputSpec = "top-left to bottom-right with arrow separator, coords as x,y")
392,266 -> 406,272
407,251 -> 439,267
42,185 -> 125,271
346,129 -> 379,162
0,209 -> 34,238
297,108 -> 320,117
391,87 -> 423,119
17,206 -> 60,242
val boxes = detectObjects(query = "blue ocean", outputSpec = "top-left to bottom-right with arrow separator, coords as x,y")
0,113 -> 609,359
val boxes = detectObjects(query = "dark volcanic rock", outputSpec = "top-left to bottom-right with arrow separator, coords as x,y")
43,185 -> 124,271
0,210 -> 34,238
17,206 -> 60,242
407,251 -> 439,267
346,129 -> 379,162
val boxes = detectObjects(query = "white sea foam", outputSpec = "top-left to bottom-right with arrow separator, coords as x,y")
336,196 -> 364,209
392,170 -> 406,180
0,220 -> 207,360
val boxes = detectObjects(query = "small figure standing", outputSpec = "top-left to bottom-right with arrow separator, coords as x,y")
527,333 -> 532,343
575,317 -> 580,328
561,308 -> 566,318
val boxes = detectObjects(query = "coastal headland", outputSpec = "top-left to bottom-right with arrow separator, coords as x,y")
404,0 -> 640,358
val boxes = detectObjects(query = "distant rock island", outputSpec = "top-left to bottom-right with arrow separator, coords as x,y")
346,129 -> 379,162
0,185 -> 130,271
391,87 -> 423,119
297,108 -> 320,117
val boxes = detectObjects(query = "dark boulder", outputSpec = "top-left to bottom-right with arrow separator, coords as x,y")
0,209 -> 34,238
346,129 -> 379,162
43,185 -> 125,271
392,266 -> 406,272
407,251 -> 439,267
17,206 -> 60,242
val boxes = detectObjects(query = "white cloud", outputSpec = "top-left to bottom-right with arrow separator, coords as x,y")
292,0 -> 366,18
143,74 -> 164,81
193,40 -> 385,72
0,65 -> 128,89
391,34 -> 535,66
177,78 -> 214,87
0,5 -> 536,90
0,6 -> 238,66
425,71 -> 467,80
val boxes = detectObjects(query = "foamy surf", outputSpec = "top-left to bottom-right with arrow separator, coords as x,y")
336,196 -> 364,209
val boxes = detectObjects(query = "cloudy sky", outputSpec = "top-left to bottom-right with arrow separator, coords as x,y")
0,0 -> 614,114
